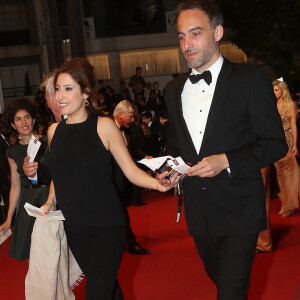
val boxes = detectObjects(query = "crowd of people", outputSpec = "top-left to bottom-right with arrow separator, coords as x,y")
0,0 -> 299,299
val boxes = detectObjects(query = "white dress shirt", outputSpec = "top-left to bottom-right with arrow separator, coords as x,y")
182,55 -> 224,154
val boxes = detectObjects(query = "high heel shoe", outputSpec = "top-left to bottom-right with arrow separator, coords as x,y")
281,210 -> 294,217
278,208 -> 284,216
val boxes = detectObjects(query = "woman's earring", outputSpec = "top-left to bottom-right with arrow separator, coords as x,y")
85,99 -> 89,106
11,123 -> 16,129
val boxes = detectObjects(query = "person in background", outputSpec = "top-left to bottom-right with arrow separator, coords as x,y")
41,71 -> 62,123
117,80 -> 131,102
0,98 -> 49,260
146,89 -> 161,116
34,90 -> 48,124
0,122 -> 10,223
41,57 -> 177,299
273,79 -> 299,217
158,1 -> 287,298
144,81 -> 153,103
105,85 -> 118,111
34,90 -> 46,112
113,100 -> 151,253
135,92 -> 147,115
153,81 -> 163,99
141,121 -> 154,154
94,79 -> 106,93
158,111 -> 168,156
256,166 -> 273,253
128,66 -> 146,97
23,72 -> 63,186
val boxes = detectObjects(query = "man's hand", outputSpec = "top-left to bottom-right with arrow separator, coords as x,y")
186,154 -> 229,178
23,155 -> 38,178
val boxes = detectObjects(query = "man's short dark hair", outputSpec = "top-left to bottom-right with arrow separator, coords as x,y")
160,112 -> 168,120
176,0 -> 224,29
136,66 -> 142,72
142,111 -> 152,120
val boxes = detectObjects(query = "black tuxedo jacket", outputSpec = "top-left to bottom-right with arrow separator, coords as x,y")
165,59 -> 288,237
127,123 -> 147,161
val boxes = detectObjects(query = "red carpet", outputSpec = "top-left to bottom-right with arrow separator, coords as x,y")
1,191 -> 300,300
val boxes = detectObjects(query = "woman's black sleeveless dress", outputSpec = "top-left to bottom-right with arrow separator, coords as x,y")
47,114 -> 126,299
48,113 -> 125,228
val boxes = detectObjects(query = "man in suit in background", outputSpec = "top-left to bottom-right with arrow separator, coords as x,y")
0,130 -> 10,223
113,100 -> 151,254
159,1 -> 288,299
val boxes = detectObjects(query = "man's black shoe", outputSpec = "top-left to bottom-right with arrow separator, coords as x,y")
128,244 -> 151,255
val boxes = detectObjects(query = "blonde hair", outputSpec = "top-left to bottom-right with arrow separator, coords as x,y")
272,79 -> 293,104
113,100 -> 134,117
40,71 -> 56,95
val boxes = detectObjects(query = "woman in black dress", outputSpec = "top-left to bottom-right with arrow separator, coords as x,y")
41,57 -> 177,300
0,98 -> 48,260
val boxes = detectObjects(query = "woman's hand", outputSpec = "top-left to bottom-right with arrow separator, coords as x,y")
0,220 -> 11,235
156,171 -> 180,192
23,155 -> 38,178
40,202 -> 55,214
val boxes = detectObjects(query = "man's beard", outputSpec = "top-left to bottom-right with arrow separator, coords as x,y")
185,44 -> 217,70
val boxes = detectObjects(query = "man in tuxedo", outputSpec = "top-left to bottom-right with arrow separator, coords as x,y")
159,1 -> 288,299
113,100 -> 151,254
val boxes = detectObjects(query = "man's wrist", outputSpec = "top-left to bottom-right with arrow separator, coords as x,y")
221,154 -> 229,169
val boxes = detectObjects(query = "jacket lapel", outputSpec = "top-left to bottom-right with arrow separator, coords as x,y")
199,59 -> 232,157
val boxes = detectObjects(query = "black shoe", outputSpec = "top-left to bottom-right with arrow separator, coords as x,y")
128,244 -> 151,255
133,202 -> 147,207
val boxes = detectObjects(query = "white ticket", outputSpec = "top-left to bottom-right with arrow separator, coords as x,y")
27,135 -> 41,162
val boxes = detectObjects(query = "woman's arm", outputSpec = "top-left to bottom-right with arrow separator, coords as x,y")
290,101 -> 298,155
40,181 -> 56,213
0,158 -> 21,234
38,122 -> 59,213
98,117 -> 178,191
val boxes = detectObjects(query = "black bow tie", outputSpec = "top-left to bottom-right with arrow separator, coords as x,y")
189,70 -> 212,85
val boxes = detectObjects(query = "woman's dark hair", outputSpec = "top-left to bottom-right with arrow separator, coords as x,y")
54,57 -> 100,113
3,97 -> 38,134
176,0 -> 224,29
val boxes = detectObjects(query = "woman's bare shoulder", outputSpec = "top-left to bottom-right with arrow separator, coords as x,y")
48,122 -> 59,135
97,115 -> 117,131
47,122 -> 59,145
